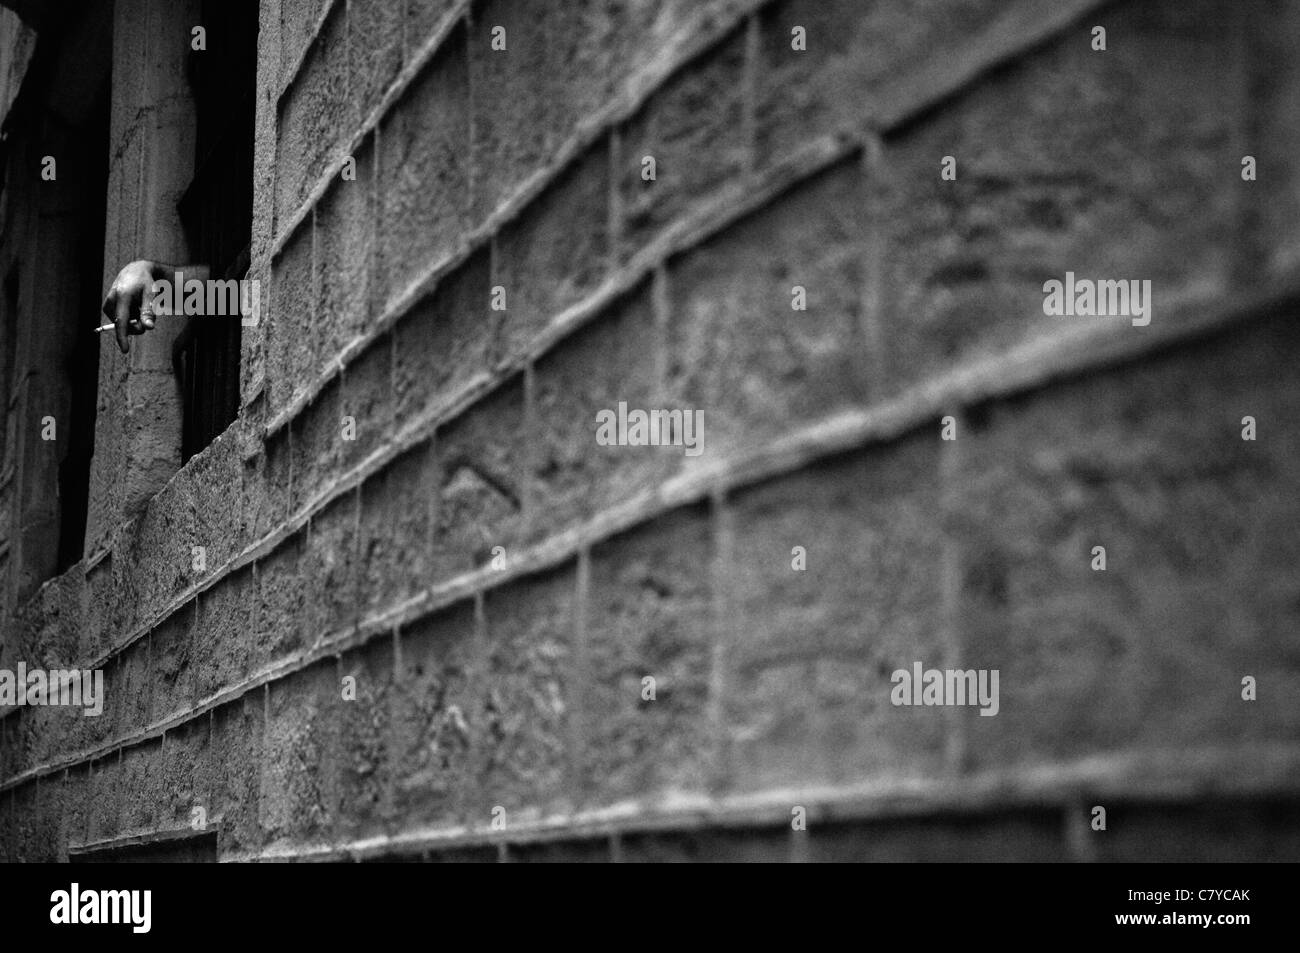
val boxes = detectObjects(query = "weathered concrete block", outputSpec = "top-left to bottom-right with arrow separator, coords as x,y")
530,281 -> 668,542
0,712 -> 19,783
276,1 -> 349,228
756,0 -> 1004,165
545,0 -> 715,144
495,139 -> 610,359
119,737 -> 165,833
291,377 -> 343,513
667,158 -> 869,460
149,604 -> 195,723
193,567 -> 255,702
477,564 -> 575,816
213,694 -> 264,855
617,23 -> 748,258
336,632 -> 396,839
467,0 -> 553,218
185,432 -> 248,576
260,428 -> 294,532
880,0 -> 1244,394
391,600 -> 478,828
392,248 -> 493,421
407,0 -> 462,57
339,332 -> 393,469
433,375 -> 526,579
347,0 -> 404,130
582,505 -> 713,806
163,722 -> 213,834
115,634 -> 154,737
9,781 -> 39,861
269,222 -> 314,412
254,533 -> 306,667
260,659 -> 339,845
359,441 -> 435,616
85,756 -> 122,844
959,313 -> 1300,767
315,136 -> 375,358
377,23 -> 470,312
279,0 -> 332,92
303,490 -> 359,639
725,433 -> 949,791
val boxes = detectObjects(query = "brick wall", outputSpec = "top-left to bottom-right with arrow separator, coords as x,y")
2,0 -> 1299,861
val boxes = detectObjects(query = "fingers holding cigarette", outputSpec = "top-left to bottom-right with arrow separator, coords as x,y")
100,260 -> 160,353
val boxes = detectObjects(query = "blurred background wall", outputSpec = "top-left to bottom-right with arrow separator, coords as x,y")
0,0 -> 1297,861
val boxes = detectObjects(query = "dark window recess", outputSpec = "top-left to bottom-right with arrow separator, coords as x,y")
175,0 -> 258,462
1,268 -> 18,474
58,85 -> 110,572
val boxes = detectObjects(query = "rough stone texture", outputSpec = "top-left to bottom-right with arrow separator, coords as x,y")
617,22 -> 748,260
305,489 -> 360,638
392,248 -> 493,420
194,567 -> 255,700
340,332 -> 394,470
391,600 -> 478,828
755,0 -> 1005,166
407,0 -> 462,61
150,602 -> 196,721
478,565 -> 576,817
360,441 -> 435,617
260,659 -> 339,847
276,0 -> 348,229
725,434 -> 950,791
376,23 -> 470,312
545,0 -> 710,146
292,376 -> 344,512
530,280 -> 668,542
279,0 -> 331,93
116,631 -> 155,736
466,0 -> 554,220
2,0 -> 1298,863
582,506 -> 714,806
434,374 -> 526,578
958,314 -> 1300,768
347,0 -> 404,132
337,631 -> 396,840
879,0 -> 1246,396
496,139 -> 610,359
213,695 -> 265,854
269,222 -> 315,413
316,136 -> 376,360
667,157 -> 870,460
255,533 -> 307,668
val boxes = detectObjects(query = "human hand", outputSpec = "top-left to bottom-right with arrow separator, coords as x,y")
102,259 -> 163,354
